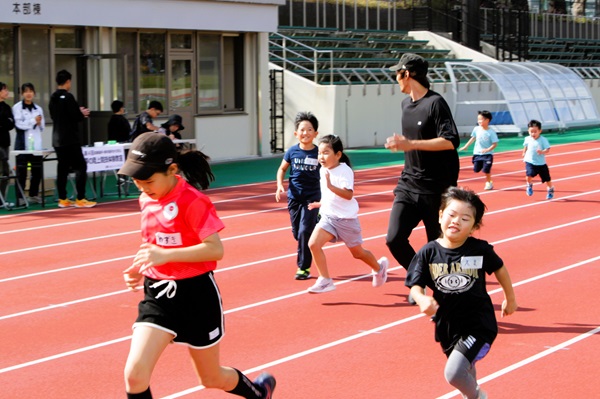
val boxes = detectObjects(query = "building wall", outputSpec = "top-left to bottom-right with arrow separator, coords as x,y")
2,0 -> 283,182
281,69 -> 600,150
3,0 -> 283,32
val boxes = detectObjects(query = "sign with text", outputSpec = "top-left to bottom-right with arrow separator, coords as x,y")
82,145 -> 126,173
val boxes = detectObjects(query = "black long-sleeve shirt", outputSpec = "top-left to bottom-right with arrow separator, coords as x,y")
49,89 -> 85,148
0,101 -> 15,148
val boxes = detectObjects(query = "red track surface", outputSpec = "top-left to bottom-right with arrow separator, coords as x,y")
1,142 -> 599,398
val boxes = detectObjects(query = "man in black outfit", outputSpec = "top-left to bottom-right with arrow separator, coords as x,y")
0,82 -> 15,207
49,69 -> 96,208
383,54 -> 460,302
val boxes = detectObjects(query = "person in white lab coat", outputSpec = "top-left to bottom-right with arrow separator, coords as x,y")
13,82 -> 45,204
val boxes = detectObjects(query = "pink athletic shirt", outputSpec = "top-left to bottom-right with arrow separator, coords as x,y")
139,175 -> 225,280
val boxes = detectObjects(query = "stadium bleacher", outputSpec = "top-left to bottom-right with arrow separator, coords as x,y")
269,27 -> 472,85
519,37 -> 600,67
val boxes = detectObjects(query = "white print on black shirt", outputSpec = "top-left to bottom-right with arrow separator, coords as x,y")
429,261 -> 480,294
292,156 -> 318,171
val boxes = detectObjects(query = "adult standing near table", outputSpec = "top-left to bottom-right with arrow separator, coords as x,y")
13,82 -> 46,205
49,69 -> 96,208
383,54 -> 460,302
0,81 -> 15,207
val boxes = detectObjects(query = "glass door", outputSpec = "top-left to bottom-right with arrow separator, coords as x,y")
78,53 -> 126,144
169,56 -> 194,138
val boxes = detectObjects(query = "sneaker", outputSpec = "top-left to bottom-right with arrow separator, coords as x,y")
307,276 -> 335,293
477,389 -> 488,399
0,202 -> 15,209
58,198 -> 75,208
253,372 -> 276,399
484,181 -> 493,190
295,268 -> 311,280
526,184 -> 533,196
372,257 -> 389,287
17,198 -> 27,207
27,195 -> 42,204
407,293 -> 417,305
75,199 -> 97,208
546,187 -> 555,200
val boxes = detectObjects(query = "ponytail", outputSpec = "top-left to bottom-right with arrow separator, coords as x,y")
319,134 -> 351,168
177,150 -> 215,191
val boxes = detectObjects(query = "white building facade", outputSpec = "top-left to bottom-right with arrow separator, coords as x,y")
0,0 -> 284,161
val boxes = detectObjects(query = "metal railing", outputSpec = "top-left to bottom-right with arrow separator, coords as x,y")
278,0 -> 600,41
269,32 -> 334,84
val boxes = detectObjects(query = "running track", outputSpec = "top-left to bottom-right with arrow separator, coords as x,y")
1,141 -> 599,398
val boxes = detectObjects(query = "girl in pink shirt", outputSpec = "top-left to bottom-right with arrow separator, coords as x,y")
119,133 -> 275,399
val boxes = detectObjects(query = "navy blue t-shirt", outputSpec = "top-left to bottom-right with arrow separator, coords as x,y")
283,144 -> 320,201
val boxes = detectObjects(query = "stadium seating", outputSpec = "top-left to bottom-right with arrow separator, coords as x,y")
270,27 -> 472,85
525,37 -> 600,66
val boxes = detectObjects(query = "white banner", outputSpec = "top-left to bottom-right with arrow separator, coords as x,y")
82,145 -> 126,173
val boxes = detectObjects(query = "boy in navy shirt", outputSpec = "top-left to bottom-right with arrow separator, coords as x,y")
275,111 -> 321,280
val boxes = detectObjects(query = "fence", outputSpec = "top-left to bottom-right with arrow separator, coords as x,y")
278,0 -> 600,42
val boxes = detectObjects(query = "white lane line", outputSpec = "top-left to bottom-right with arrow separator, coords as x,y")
0,336 -> 132,375
3,204 -> 600,318
1,254 -> 598,378
161,257 -> 600,398
435,325 -> 600,399
0,212 -> 140,236
2,170 -> 599,259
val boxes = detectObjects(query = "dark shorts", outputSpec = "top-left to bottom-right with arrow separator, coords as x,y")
472,154 -> 493,174
134,272 -> 224,348
445,334 -> 492,364
525,162 -> 551,183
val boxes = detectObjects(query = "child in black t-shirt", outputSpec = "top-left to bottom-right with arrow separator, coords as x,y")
406,187 -> 517,399
107,100 -> 131,143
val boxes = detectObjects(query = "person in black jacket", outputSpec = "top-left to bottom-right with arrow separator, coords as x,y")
49,70 -> 96,208
0,82 -> 15,206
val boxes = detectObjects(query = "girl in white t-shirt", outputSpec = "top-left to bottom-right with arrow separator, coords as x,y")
306,135 -> 388,293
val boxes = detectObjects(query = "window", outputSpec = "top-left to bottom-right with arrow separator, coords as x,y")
21,28 -> 50,115
139,32 -> 166,111
116,30 -> 245,115
117,31 -> 137,112
171,33 -> 192,50
54,27 -> 82,49
223,35 -> 244,111
197,33 -> 245,113
0,27 -> 15,103
198,34 -> 221,111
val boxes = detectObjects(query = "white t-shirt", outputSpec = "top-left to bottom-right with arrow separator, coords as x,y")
319,162 -> 359,219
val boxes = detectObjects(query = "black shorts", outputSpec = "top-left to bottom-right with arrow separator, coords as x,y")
472,154 -> 493,174
134,272 -> 224,348
444,334 -> 492,364
525,162 -> 551,183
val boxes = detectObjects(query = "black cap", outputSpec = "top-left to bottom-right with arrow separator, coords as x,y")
118,133 -> 177,180
161,114 -> 185,131
388,53 -> 429,75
